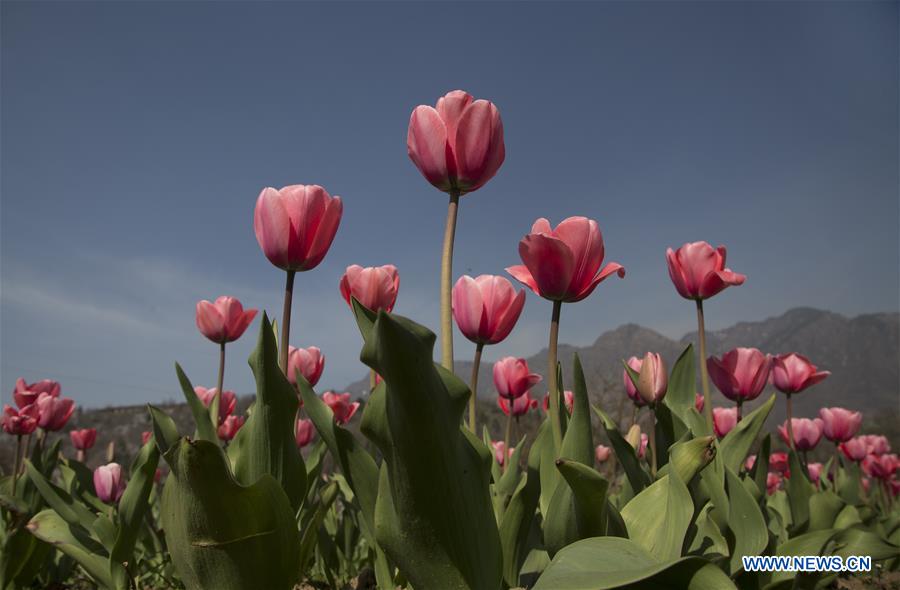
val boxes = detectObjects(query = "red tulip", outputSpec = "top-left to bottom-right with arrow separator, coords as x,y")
195,387 -> 237,424
766,472 -> 782,495
712,406 -> 738,438
70,428 -> 97,451
635,352 -> 667,405
859,434 -> 891,456
862,453 -> 898,480
1,404 -> 39,435
195,296 -> 257,344
322,392 -> 359,425
595,444 -> 611,463
542,390 -> 575,414
694,392 -> 705,413
777,418 -> 823,451
141,431 -> 152,445
771,353 -> 830,394
707,348 -> 771,402
287,346 -> 325,387
818,407 -> 862,443
339,264 -> 400,313
839,437 -> 868,462
452,275 -> 525,345
493,357 -> 541,400
407,90 -> 505,195
295,418 -> 316,448
498,391 -> 538,417
217,415 -> 245,441
666,241 -> 746,301
36,393 -> 74,431
13,378 -> 60,408
622,357 -> 647,407
253,184 -> 343,272
807,462 -> 824,485
769,452 -> 790,476
491,440 -> 514,466
93,463 -> 126,504
507,217 -> 625,303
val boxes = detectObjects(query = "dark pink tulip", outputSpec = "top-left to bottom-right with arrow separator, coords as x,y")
452,275 -> 526,345
666,241 -> 746,301
141,431 -> 152,445
195,296 -> 257,344
859,434 -> 891,456
93,463 -> 126,504
769,452 -> 790,475
13,378 -> 60,408
807,462 -> 824,485
636,352 -> 667,405
70,428 -> 97,451
542,390 -> 574,414
863,453 -> 898,480
694,392 -> 705,413
407,90 -> 505,195
712,407 -> 738,438
595,444 -> 611,463
195,387 -> 237,424
217,415 -> 245,442
295,418 -> 316,448
707,348 -> 772,403
498,391 -> 538,417
287,346 -> 325,387
322,392 -> 359,425
777,418 -> 823,451
839,437 -> 869,462
493,357 -> 541,400
771,353 -> 830,395
818,407 -> 862,443
507,217 -> 625,303
622,356 -> 647,407
339,264 -> 400,313
36,393 -> 75,431
253,184 -> 343,272
491,440 -> 514,467
1,404 -> 39,435
766,472 -> 782,495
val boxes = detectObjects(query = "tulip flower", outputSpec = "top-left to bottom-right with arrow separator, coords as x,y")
807,462 -> 824,485
707,348 -> 771,420
622,357 -> 647,408
712,406 -> 738,438
771,352 -> 830,449
839,437 -> 869,462
542,390 -> 574,415
217,415 -> 245,442
818,407 -> 862,443
2,404 -> 39,436
452,275 -> 526,432
141,431 -> 152,446
286,346 -> 325,388
745,455 -> 757,472
636,433 -> 649,460
321,392 -> 359,425
13,378 -> 60,408
340,264 -> 400,313
497,391 -> 538,418
595,444 -> 611,463
766,472 -> 782,495
70,428 -> 97,462
769,452 -> 790,476
859,434 -> 891,456
36,393 -> 75,431
863,453 -> 898,480
493,357 -> 541,400
491,440 -> 514,467
195,387 -> 237,425
253,184 -> 343,373
195,296 -> 257,345
94,463 -> 126,504
777,418 -> 823,452
635,352 -> 667,405
507,216 -> 624,448
295,418 -> 316,448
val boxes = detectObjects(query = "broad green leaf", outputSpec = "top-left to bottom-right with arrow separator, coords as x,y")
725,467 -> 767,575
719,395 -> 775,473
663,344 -> 697,425
668,435 -> 716,484
807,490 -> 844,531
699,453 -> 729,530
0,526 -> 41,589
828,527 -> 899,561
621,473 -> 693,561
298,480 -> 339,573
593,406 -> 651,494
498,437 -> 541,588
110,437 -> 160,570
23,461 -> 97,532
752,434 -> 771,494
785,451 -> 812,532
833,504 -> 862,529
837,461 -> 861,504
175,362 -> 218,442
687,502 -> 728,558
767,529 -> 835,585
556,460 -> 609,539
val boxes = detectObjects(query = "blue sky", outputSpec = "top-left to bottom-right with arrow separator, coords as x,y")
2,1 -> 897,408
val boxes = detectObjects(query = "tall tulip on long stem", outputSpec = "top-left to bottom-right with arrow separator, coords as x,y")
772,352 -> 830,450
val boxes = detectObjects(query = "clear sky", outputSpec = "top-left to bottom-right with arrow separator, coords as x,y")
2,1 -> 897,408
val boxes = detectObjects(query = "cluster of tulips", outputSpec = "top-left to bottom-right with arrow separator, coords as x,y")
2,89 -> 898,590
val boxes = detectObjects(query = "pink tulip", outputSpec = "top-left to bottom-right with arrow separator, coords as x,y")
13,378 -> 60,408
771,353 -> 830,395
861,477 -> 872,493
542,390 -> 575,414
890,477 -> 900,497
777,418 -> 824,451
70,428 -> 97,451
286,346 -> 325,387
766,472 -> 782,495
491,440 -> 514,467
36,393 -> 75,431
322,392 -> 360,425
407,90 -> 505,195
195,296 -> 257,344
707,348 -> 772,402
195,387 -> 237,424
859,434 -> 890,456
339,264 -> 400,313
666,241 -> 746,301
507,217 -> 625,303
141,431 -> 152,445
818,407 -> 862,443
498,391 -> 538,417
694,392 -> 705,413
295,418 -> 316,448
745,455 -> 756,472
1,404 -> 39,435
595,444 -> 611,463
769,452 -> 790,475
839,437 -> 868,462
217,415 -> 245,442
712,407 -> 738,438
493,357 -> 541,400
636,433 -> 649,459
93,463 -> 126,504
862,453 -> 898,480
622,356 -> 647,407
253,184 -> 343,272
635,352 -> 667,405
807,462 -> 824,485
452,275 -> 526,345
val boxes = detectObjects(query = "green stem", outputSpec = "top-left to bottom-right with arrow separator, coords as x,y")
695,300 -> 715,435
211,341 -> 225,434
736,400 -> 743,423
649,404 -> 657,479
503,409 -> 513,473
440,191 -> 460,371
786,393 -> 795,450
548,300 -> 563,449
468,343 -> 484,433
12,435 -> 22,496
280,270 -> 296,373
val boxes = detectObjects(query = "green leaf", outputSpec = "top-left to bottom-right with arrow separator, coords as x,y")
358,309 -> 502,590
556,459 -> 609,538
621,473 -> 693,561
807,490 -> 844,531
719,395 -> 775,474
175,362 -> 218,443
767,529 -> 836,585
297,480 -> 339,573
110,437 -> 160,570
828,528 -> 899,561
785,450 -> 813,532
23,461 -> 97,532
593,406 -> 651,494
725,467 -> 767,575
498,437 -> 541,588
668,435 -> 716,484
687,502 -> 728,559
833,504 -> 862,529
533,536 -> 736,590
231,312 -> 306,510
752,434 -> 771,494
663,344 -> 697,426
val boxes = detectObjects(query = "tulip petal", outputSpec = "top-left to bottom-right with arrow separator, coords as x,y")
407,106 -> 451,191
435,90 -> 473,152
505,265 -> 540,296
553,217 -> 605,294
518,233 -> 575,300
196,300 -> 225,342
253,188 -> 292,269
451,276 -> 485,342
571,262 -> 626,302
666,247 -> 693,299
489,288 -> 525,345
454,100 -> 504,192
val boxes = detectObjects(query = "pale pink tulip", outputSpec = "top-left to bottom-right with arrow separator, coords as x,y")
636,433 -> 649,459
707,348 -> 771,402
217,415 -> 245,441
93,463 -> 126,504
295,418 -> 316,448
712,406 -> 738,438
407,90 -> 505,195
322,392 -> 360,425
777,418 -> 824,451
195,296 -> 257,344
818,407 -> 862,443
195,387 -> 237,424
498,391 -> 538,417
807,462 -> 824,484
622,356 -> 647,407
1,404 -> 39,435
13,378 -> 60,408
339,264 -> 400,312
595,444 -> 611,463
636,352 -> 667,405
491,440 -> 514,467
493,357 -> 541,400
771,353 -> 830,394
253,184 -> 343,272
507,217 -> 625,303
542,390 -> 575,414
36,393 -> 74,431
70,428 -> 97,451
744,455 -> 756,472
859,434 -> 891,456
839,437 -> 869,462
286,346 -> 325,387
666,241 -> 746,301
452,275 -> 525,345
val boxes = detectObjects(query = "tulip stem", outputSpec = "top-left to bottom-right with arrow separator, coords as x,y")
440,191 -> 460,372
736,400 -> 743,423
695,300 -> 715,435
76,449 -> 85,463
503,411 -> 513,473
785,393 -> 795,450
548,300 -> 563,449
211,342 -> 225,434
832,444 -> 840,484
468,343 -> 484,433
649,405 -> 658,479
12,435 -> 22,496
280,270 -> 296,373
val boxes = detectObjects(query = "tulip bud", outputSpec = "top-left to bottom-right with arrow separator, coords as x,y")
595,444 -> 611,463
340,265 -> 400,313
93,462 -> 126,504
195,296 -> 257,344
636,352 -> 667,405
668,435 -> 716,483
